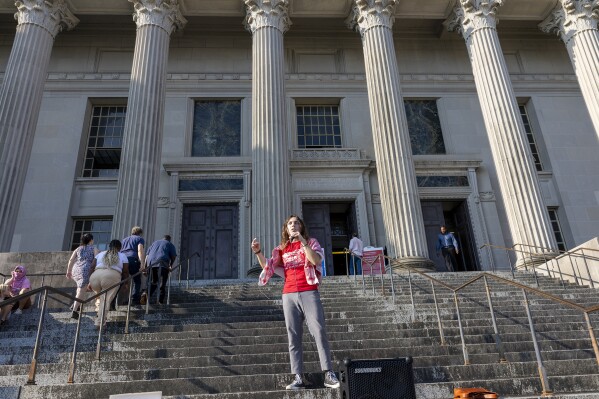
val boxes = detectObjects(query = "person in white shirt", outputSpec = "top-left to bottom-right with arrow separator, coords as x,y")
89,239 -> 129,328
348,232 -> 364,275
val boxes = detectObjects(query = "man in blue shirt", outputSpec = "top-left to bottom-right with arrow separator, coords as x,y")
436,225 -> 460,272
120,226 -> 145,304
144,235 -> 177,304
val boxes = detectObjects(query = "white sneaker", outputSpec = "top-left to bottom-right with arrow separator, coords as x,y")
13,308 -> 22,315
324,370 -> 340,388
285,374 -> 305,390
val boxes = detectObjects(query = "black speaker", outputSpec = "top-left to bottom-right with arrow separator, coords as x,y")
339,357 -> 416,399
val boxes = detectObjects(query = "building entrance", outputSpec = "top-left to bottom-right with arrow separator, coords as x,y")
302,202 -> 357,276
180,204 -> 239,280
421,200 -> 479,272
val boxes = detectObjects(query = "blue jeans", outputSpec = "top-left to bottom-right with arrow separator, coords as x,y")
349,255 -> 362,275
127,257 -> 142,302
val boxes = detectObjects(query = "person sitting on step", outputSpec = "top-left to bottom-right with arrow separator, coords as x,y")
1,265 -> 32,325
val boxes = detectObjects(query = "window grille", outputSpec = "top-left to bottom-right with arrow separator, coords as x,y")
296,105 -> 341,148
82,105 -> 126,177
70,218 -> 113,251
519,104 -> 543,171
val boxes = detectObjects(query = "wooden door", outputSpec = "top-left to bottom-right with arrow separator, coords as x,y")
180,204 -> 239,280
302,203 -> 334,275
421,201 -> 447,271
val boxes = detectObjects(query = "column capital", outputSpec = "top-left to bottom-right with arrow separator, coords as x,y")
444,0 -> 503,41
346,0 -> 397,37
129,0 -> 187,34
243,0 -> 291,34
14,0 -> 79,38
539,0 -> 599,45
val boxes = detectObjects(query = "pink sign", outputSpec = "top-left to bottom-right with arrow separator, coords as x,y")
361,247 -> 385,275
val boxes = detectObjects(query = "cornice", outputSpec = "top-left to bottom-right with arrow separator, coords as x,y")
163,157 -> 252,174
15,0 -> 79,38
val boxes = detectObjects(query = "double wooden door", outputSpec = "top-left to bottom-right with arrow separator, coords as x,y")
180,204 -> 239,280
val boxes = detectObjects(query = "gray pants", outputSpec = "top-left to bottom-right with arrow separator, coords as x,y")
282,290 -> 333,374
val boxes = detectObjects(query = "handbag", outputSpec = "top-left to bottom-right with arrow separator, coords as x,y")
454,387 -> 499,399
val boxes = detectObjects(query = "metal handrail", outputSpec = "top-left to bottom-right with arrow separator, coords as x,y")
366,257 -> 599,397
0,251 -> 202,385
481,243 -> 599,289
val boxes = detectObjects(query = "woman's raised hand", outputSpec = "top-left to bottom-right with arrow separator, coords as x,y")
251,238 -> 261,253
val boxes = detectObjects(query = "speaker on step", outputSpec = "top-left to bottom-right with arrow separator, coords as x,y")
339,357 -> 416,399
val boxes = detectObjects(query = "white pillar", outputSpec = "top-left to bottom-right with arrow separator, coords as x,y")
540,0 -> 599,138
243,0 -> 291,253
446,0 -> 558,266
347,0 -> 433,269
111,0 -> 186,242
0,0 -> 78,251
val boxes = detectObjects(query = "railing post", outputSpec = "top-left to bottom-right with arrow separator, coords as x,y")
408,270 -> 415,322
483,275 -> 507,363
27,289 -> 48,385
553,256 -> 565,288
167,269 -> 172,306
95,292 -> 108,361
584,312 -> 599,366
431,281 -> 446,346
521,289 -> 552,396
125,278 -> 133,335
186,258 -> 190,289
505,249 -> 515,279
37,275 -> 46,308
145,270 -> 152,315
345,249 -> 349,278
389,263 -> 396,304
67,302 -> 84,383
581,249 -> 595,289
453,291 -> 470,365
178,262 -> 182,287
567,252 -> 580,285
379,255 -> 385,297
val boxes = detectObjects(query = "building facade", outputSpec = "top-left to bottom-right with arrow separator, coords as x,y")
0,0 -> 597,278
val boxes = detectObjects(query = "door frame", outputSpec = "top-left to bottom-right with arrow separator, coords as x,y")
174,195 -> 249,279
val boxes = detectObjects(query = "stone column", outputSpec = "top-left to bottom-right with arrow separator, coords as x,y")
111,0 -> 186,242
446,0 -> 558,266
540,0 -> 599,138
0,0 -> 78,251
243,0 -> 291,253
347,0 -> 432,269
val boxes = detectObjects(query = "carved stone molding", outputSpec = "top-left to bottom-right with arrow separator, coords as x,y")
129,0 -> 187,34
14,0 -> 79,38
290,148 -> 363,161
157,197 -> 170,207
478,191 -> 496,202
295,177 -> 360,191
346,0 -> 397,37
444,0 -> 503,42
540,0 -> 599,45
243,0 -> 291,34
371,194 -> 381,204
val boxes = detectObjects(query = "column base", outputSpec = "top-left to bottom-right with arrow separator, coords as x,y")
389,256 -> 436,273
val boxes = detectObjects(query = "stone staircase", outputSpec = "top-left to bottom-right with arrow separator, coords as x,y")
1,271 -> 599,398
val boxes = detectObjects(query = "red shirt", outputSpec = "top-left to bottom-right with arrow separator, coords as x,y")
281,241 -> 320,294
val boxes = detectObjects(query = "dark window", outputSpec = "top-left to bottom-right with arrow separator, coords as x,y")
404,100 -> 446,155
296,105 -> 341,148
519,104 -> 543,171
548,208 -> 567,252
417,176 -> 469,187
70,218 -> 113,251
192,100 -> 241,157
82,105 -> 126,177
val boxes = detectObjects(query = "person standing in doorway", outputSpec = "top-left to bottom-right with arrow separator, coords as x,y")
251,215 -> 340,390
436,225 -> 460,272
348,232 -> 363,275
120,226 -> 145,305
144,235 -> 177,305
